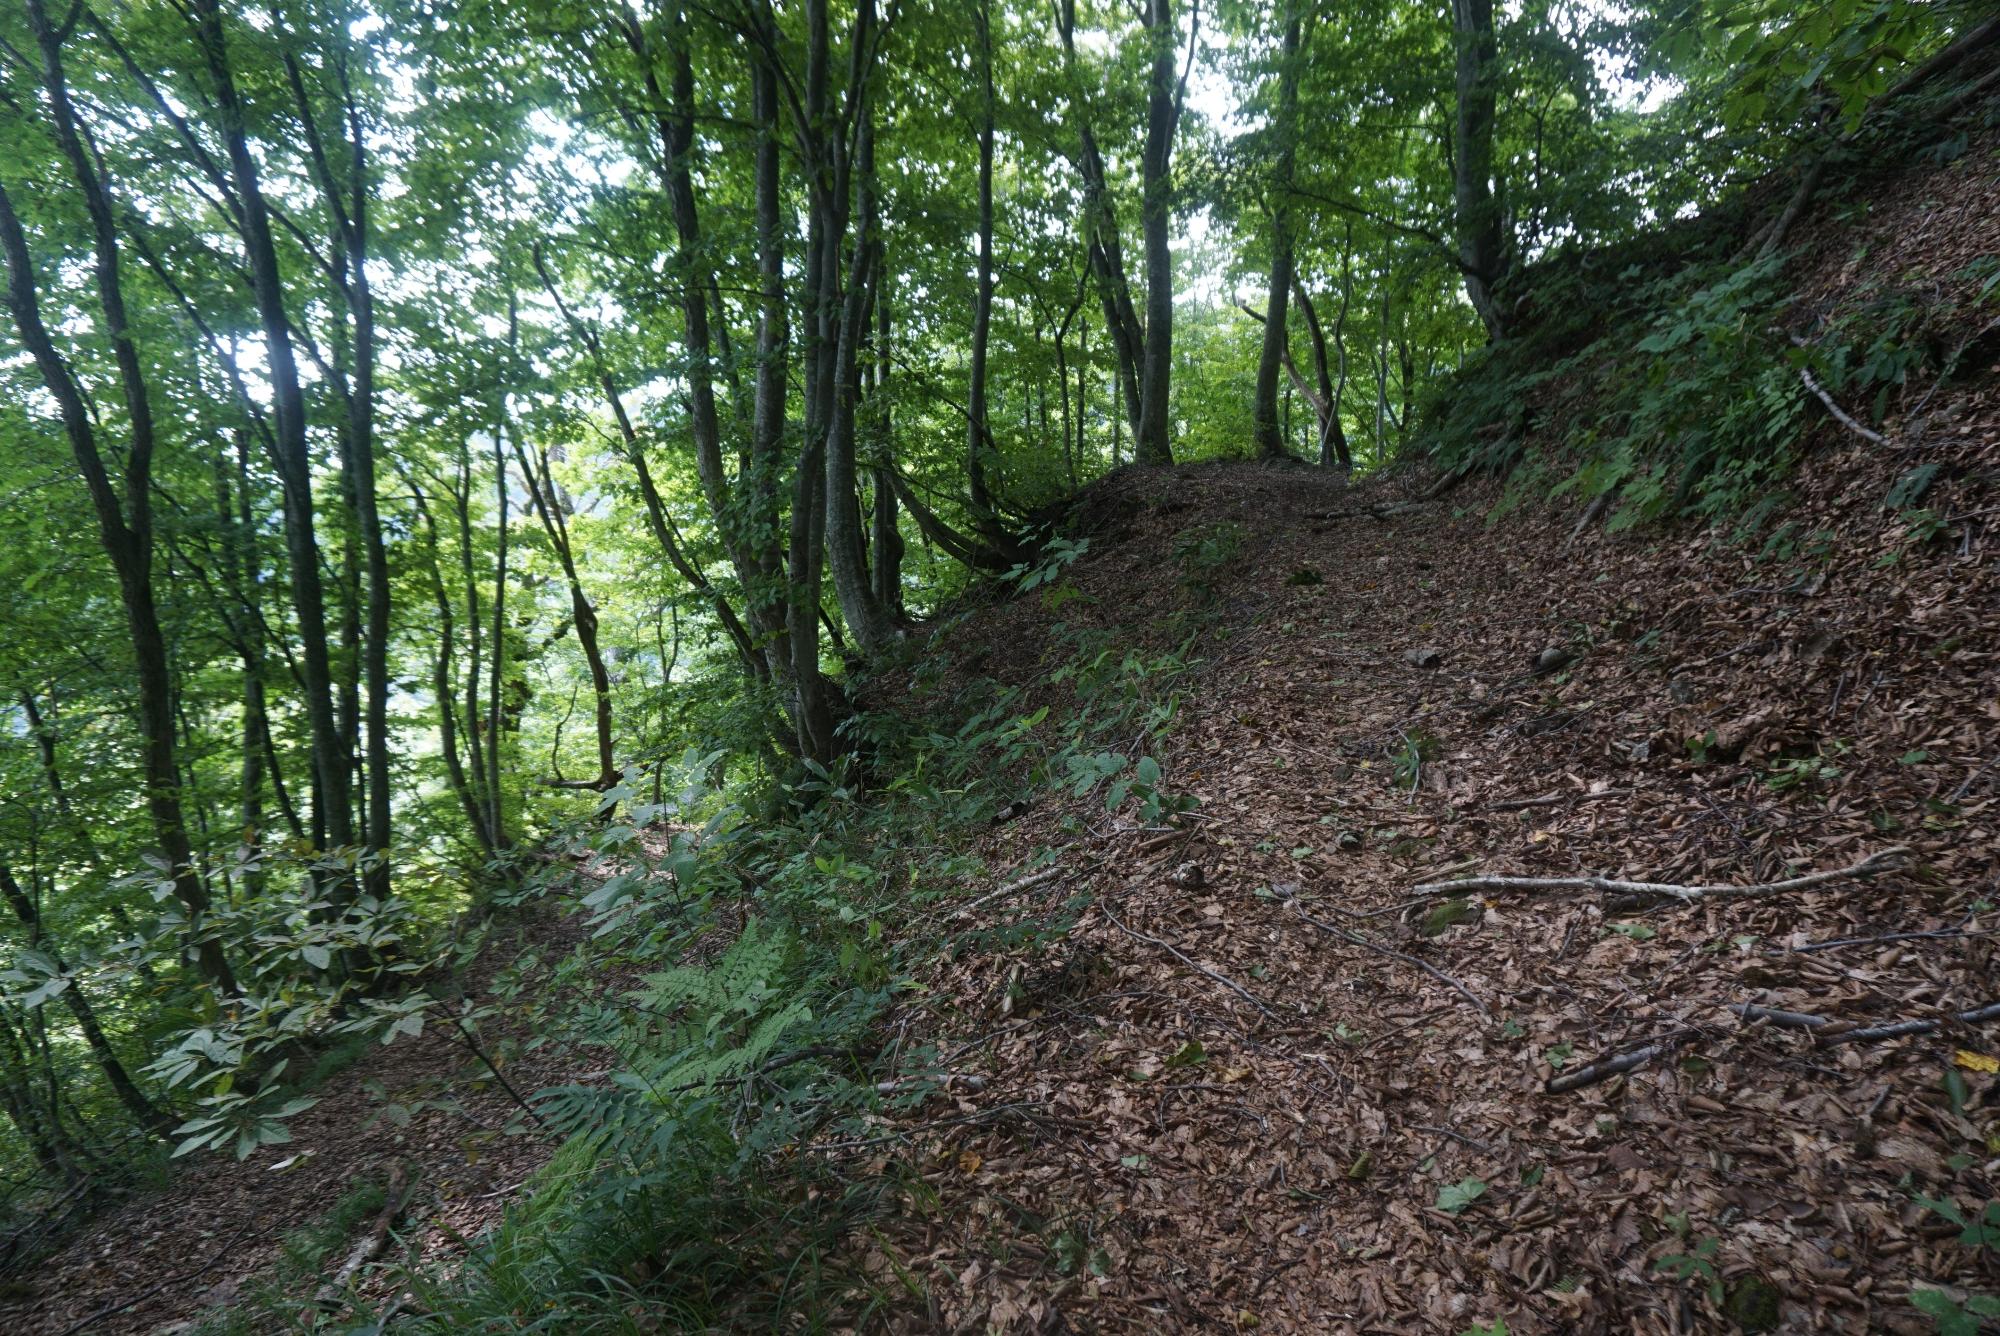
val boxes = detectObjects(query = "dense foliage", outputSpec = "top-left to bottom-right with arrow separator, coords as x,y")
0,0 -> 1992,1315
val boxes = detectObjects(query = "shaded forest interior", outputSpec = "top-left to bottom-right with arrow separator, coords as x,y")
1,0 -> 1998,1331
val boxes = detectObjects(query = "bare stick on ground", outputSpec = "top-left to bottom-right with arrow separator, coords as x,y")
1100,901 -> 1274,1019
1410,846 -> 1910,905
1732,999 -> 2000,1044
1546,1032 -> 1695,1095
1288,901 -> 1489,1017
316,1161 -> 414,1311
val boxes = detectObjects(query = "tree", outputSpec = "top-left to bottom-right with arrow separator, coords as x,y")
1252,8 -> 1304,458
0,0 -> 235,993
1451,0 -> 1508,338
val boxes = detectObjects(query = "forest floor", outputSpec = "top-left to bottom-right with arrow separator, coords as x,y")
0,897 -> 614,1335
8,455 -> 1997,1336
838,136 -> 2000,1335
12,139 -> 1998,1336
850,433 -> 2000,1333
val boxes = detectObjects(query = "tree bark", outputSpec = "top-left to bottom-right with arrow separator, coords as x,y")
1253,10 -> 1302,459
1451,0 -> 1507,339
194,0 -> 356,875
0,4 -> 234,993
1133,0 -> 1183,465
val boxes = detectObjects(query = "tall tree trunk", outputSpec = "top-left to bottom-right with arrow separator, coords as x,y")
1253,10 -> 1302,459
1452,0 -> 1507,339
194,0 -> 356,874
871,280 -> 904,615
452,438 -> 491,851
1076,310 -> 1090,472
486,318 -> 512,852
515,442 -> 617,786
0,3 -> 234,993
966,0 -> 998,512
531,246 -> 764,675
823,102 -> 900,654
748,55 -> 797,688
405,476 -> 493,855
1056,0 -> 1145,441
307,58 -> 396,897
1134,0 -> 1182,466
0,1014 -> 87,1185
1293,282 -> 1352,471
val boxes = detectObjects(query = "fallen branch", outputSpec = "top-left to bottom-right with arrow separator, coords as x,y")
1288,901 -> 1489,1017
1787,919 -> 1986,954
316,1162 -> 413,1310
1796,360 -> 1888,447
1732,999 -> 2000,1045
1100,901 -> 1274,1019
1409,846 -> 1910,906
1482,788 -> 1631,813
1564,488 -> 1617,550
1546,1032 -> 1694,1095
945,865 -> 1067,923
1316,499 -> 1432,522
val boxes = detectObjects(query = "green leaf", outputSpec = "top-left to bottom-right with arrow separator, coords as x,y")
1437,1177 -> 1487,1215
1910,1287 -> 1983,1336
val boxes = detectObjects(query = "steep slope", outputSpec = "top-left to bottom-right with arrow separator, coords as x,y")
840,127 -> 2000,1329
853,441 -> 1996,1332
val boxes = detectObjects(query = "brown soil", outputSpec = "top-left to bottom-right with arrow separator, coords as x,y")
853,424 -> 1998,1332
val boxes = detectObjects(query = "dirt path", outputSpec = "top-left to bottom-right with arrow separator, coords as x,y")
2,902 -> 599,1335
867,457 -> 1999,1333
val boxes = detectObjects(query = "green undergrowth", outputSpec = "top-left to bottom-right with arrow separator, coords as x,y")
1421,116 -> 1998,534
334,600 -> 1203,1330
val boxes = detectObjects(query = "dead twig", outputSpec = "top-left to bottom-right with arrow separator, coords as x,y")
53,1223 -> 257,1336
1409,846 -> 1910,906
316,1162 -> 413,1310
1099,901 -> 1274,1020
1796,360 -> 1888,447
1288,902 -> 1489,1017
1730,999 -> 2000,1044
1564,489 -> 1616,550
1410,1123 -> 1492,1153
1483,788 -> 1631,813
1785,918 -> 1986,953
1546,1032 -> 1695,1095
946,865 -> 1067,923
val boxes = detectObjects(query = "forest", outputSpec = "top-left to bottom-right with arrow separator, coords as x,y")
1,0 -> 1997,1330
